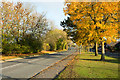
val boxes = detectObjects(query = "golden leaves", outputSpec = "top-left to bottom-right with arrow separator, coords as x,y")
63,2 -> 119,44
96,22 -> 102,27
91,25 -> 96,30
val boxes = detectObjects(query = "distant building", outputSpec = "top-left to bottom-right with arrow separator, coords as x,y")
107,41 -> 120,47
106,41 -> 120,52
114,42 -> 120,51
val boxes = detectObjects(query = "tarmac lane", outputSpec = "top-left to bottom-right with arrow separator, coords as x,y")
1,49 -> 76,79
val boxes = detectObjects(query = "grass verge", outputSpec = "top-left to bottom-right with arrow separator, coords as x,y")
57,52 -> 119,78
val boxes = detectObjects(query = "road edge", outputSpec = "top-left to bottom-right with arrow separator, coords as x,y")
28,51 -> 78,80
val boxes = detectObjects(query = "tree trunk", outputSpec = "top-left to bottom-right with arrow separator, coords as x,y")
54,43 -> 57,51
62,43 -> 66,50
79,45 -> 82,54
66,44 -> 68,50
100,41 -> 105,61
95,42 -> 98,56
79,47 -> 81,54
87,47 -> 89,52
80,48 -> 82,54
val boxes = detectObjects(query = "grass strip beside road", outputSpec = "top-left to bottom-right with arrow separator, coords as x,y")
57,52 -> 119,78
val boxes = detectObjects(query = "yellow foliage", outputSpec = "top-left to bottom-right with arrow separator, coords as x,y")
63,1 -> 119,44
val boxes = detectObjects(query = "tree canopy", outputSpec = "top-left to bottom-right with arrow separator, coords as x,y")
63,2 -> 119,44
62,1 -> 119,60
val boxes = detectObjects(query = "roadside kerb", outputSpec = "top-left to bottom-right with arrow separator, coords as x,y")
29,51 -> 78,79
0,50 -> 68,63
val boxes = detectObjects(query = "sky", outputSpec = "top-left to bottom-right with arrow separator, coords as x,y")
1,0 -> 120,41
32,2 -> 66,29
4,0 -> 66,30
3,0 -> 119,30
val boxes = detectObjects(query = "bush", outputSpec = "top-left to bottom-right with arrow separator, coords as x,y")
56,38 -> 63,50
2,42 -> 22,55
2,33 -> 43,55
43,43 -> 50,51
20,34 -> 43,53
49,43 -> 56,51
20,45 -> 31,54
30,39 -> 43,53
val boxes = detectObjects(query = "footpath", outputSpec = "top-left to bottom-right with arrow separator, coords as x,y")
29,52 -> 78,79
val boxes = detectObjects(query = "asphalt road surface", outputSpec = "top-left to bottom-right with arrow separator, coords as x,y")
0,49 -> 76,79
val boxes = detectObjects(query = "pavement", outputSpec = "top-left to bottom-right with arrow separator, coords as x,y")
0,57 -> 23,63
30,52 -> 78,79
1,48 -> 76,79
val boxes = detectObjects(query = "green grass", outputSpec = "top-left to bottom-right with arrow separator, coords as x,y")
57,52 -> 119,78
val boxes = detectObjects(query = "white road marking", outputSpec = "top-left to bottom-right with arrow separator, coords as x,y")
1,59 -> 40,70
0,63 -> 22,70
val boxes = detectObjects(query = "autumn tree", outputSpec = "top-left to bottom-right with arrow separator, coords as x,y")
1,1 -> 49,54
45,29 -> 68,51
61,17 -> 77,42
1,2 -> 32,54
61,17 -> 96,54
63,1 -> 119,60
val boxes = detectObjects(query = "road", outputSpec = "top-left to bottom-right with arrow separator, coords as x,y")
1,49 -> 76,79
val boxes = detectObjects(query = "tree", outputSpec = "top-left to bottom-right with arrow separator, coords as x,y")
45,29 -> 68,51
63,1 -> 119,60
1,2 -> 33,54
61,17 -> 98,55
1,1 -> 49,54
30,13 -> 49,39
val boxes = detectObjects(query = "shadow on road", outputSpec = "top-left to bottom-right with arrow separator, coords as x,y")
0,74 -> 12,78
2,51 -> 70,65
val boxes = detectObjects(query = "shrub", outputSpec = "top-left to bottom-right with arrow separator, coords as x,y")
49,43 -> 56,51
2,42 -> 22,55
56,38 -> 63,50
20,45 -> 31,54
43,43 -> 50,51
20,34 -> 43,53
